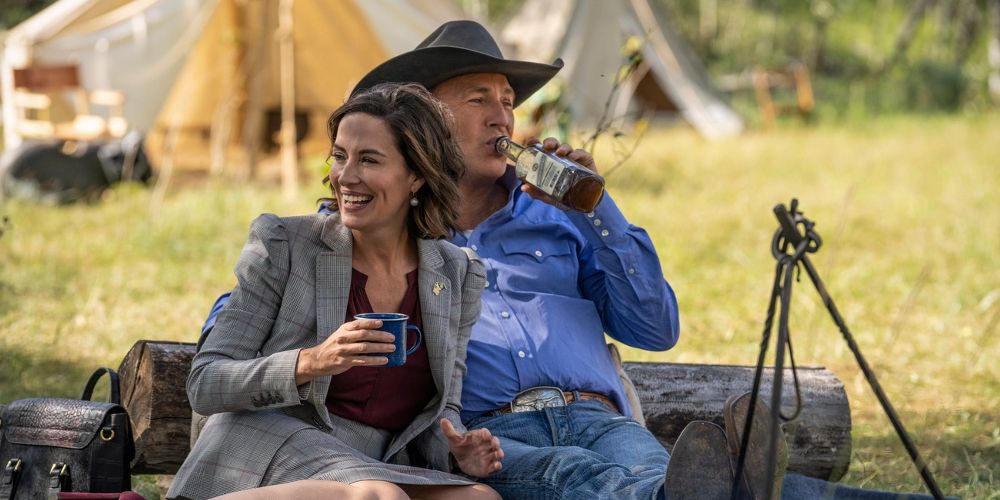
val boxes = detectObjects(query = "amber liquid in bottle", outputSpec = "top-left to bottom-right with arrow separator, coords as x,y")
495,136 -> 605,212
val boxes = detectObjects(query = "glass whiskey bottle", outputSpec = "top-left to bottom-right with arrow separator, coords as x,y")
494,136 -> 605,212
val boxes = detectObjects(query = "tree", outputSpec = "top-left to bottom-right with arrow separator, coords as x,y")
877,0 -> 936,76
990,0 -> 1000,104
0,0 -> 57,30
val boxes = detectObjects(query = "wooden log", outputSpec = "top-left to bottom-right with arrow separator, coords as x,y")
118,340 -> 198,474
118,341 -> 851,480
624,362 -> 851,481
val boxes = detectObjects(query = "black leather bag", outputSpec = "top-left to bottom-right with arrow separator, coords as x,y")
0,368 -> 134,499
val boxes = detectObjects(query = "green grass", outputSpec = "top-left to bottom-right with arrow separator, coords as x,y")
2,115 -> 998,498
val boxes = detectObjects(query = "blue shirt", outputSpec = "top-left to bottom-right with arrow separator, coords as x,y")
453,168 -> 679,420
202,167 -> 679,422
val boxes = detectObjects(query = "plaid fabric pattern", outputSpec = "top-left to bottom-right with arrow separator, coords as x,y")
168,213 -> 484,499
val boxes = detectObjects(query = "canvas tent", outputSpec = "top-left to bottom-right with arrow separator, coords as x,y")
500,0 -> 742,139
1,0 -> 465,175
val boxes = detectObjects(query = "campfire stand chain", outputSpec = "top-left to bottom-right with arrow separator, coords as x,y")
730,199 -> 945,500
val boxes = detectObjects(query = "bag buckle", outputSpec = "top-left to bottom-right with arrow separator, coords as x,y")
3,459 -> 20,474
48,462 -> 69,490
3,459 -> 21,486
48,463 -> 67,477
509,386 -> 567,413
2,459 -> 22,499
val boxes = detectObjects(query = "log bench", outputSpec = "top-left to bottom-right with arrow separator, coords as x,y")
118,341 -> 852,481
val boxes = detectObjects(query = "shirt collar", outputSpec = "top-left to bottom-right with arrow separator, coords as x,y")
456,166 -> 524,242
498,164 -> 519,194
496,165 -> 530,219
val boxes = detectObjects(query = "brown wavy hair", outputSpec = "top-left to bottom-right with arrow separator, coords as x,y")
322,83 -> 464,239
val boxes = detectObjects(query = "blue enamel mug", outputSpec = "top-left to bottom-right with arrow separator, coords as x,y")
354,313 -> 423,367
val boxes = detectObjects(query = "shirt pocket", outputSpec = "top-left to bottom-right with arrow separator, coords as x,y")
498,239 -> 579,296
499,238 -> 574,263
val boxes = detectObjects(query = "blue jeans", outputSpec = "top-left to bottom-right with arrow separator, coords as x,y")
466,399 -> 943,500
466,399 -> 668,500
781,474 -> 948,499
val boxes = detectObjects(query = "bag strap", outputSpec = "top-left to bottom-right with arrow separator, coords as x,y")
80,367 -> 121,405
1,458 -> 22,500
48,463 -> 69,500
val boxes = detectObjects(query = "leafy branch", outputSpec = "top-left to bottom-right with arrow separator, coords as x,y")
579,35 -> 651,177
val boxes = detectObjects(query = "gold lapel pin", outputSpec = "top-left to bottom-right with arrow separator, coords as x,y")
432,281 -> 446,296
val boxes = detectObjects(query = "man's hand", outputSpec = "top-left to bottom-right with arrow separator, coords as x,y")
440,418 -> 503,477
520,137 -> 599,210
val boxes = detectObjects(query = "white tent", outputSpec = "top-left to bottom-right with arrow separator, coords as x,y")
1,0 -> 465,172
501,0 -> 742,139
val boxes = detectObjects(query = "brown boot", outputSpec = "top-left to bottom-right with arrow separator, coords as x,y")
724,392 -> 788,500
664,421 -> 735,500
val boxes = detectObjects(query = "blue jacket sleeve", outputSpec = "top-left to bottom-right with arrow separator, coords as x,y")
199,292 -> 231,348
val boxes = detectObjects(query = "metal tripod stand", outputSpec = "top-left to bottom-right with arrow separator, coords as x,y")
730,199 -> 945,500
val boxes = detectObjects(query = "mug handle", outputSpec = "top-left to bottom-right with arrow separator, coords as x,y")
405,324 -> 423,355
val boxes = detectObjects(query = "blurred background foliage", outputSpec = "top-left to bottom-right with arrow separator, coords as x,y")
0,0 -> 57,31
4,0 -> 997,119
477,0 -> 999,120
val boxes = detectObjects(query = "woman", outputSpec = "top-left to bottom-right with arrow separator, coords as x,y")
168,83 -> 501,500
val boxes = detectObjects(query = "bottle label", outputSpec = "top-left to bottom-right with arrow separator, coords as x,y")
531,147 -> 574,198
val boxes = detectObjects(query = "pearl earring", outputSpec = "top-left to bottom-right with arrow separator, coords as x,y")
410,195 -> 419,207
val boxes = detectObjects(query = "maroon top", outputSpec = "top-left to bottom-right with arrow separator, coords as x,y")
325,268 -> 437,432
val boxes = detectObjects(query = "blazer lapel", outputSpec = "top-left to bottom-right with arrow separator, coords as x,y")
416,238 -> 451,397
314,214 -> 352,404
384,239 -> 453,459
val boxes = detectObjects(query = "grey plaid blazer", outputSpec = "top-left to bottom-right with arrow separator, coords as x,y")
168,213 -> 485,499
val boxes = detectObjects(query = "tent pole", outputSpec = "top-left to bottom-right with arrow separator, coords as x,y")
241,2 -> 269,181
278,0 -> 299,199
211,0 -> 242,177
1,40 -> 33,151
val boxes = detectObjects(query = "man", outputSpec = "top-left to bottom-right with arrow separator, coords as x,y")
350,21 -> 681,499
204,20 -> 945,500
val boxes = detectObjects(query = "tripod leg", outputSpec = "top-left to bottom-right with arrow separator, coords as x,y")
800,255 -> 945,500
733,261 -> 785,499
761,258 -> 797,500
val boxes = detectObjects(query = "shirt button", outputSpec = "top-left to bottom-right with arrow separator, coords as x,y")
500,311 -> 510,319
484,281 -> 490,288
534,250 -> 542,257
628,268 -> 636,274
517,351 -> 526,358
594,219 -> 602,226
601,229 -> 610,237
587,211 -> 595,218
471,244 -> 478,251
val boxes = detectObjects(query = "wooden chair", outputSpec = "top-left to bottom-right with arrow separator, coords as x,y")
752,62 -> 815,128
11,64 -> 128,141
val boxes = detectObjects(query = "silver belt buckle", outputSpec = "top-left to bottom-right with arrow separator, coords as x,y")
509,386 -> 567,413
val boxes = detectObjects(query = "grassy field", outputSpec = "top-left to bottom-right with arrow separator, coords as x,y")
1,115 -> 998,498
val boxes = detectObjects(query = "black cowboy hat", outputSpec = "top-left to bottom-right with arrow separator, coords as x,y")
352,20 -> 563,107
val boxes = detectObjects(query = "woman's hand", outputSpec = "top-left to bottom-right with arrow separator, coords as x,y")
440,418 -> 503,477
295,318 -> 395,384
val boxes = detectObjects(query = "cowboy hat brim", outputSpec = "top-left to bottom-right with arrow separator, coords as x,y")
353,46 -> 564,108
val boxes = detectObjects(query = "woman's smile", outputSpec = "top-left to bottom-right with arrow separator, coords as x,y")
329,113 -> 422,234
340,191 -> 374,210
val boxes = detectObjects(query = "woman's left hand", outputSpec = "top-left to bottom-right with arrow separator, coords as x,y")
440,418 -> 503,477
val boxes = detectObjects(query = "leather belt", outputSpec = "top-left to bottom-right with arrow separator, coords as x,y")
495,386 -> 619,415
